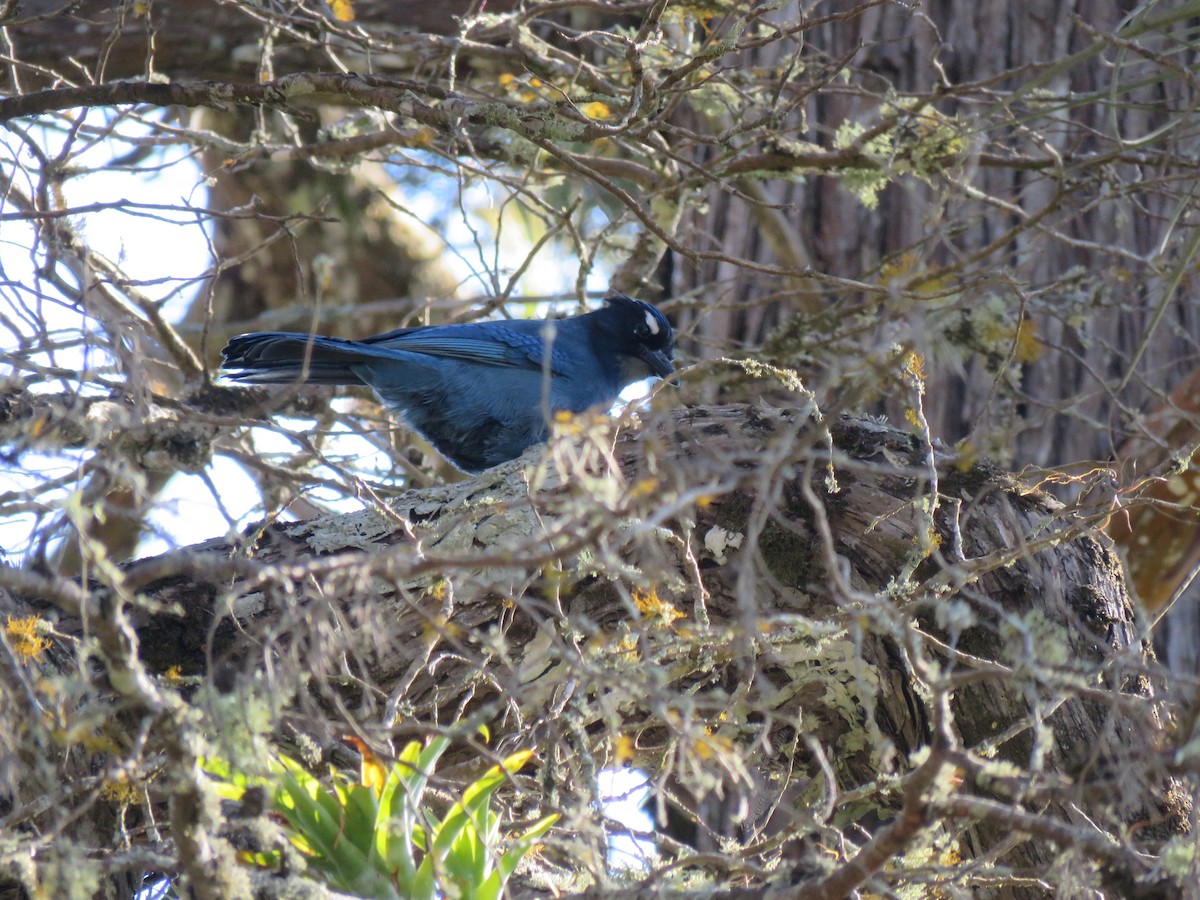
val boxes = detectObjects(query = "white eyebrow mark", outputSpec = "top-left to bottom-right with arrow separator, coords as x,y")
644,310 -> 660,335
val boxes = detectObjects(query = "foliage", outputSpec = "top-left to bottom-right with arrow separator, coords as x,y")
203,738 -> 557,900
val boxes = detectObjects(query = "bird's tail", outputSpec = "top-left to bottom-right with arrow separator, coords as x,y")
220,332 -> 375,385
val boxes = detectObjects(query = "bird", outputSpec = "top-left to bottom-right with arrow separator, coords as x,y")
220,292 -> 675,473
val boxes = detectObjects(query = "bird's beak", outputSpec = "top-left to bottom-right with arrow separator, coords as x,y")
638,346 -> 675,380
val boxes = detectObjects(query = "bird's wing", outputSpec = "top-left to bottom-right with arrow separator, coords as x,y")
363,322 -> 568,373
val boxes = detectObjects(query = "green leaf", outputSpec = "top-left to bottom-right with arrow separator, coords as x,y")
274,764 -> 371,891
395,738 -> 451,849
374,760 -> 413,885
477,869 -> 503,900
396,738 -> 450,814
207,780 -> 247,802
515,813 -> 558,843
430,795 -> 480,865
432,750 -> 533,891
237,849 -> 281,869
443,813 -> 486,886
200,754 -> 271,802
435,750 -> 526,863
478,814 -> 558,900
376,738 -> 450,897
342,782 -> 381,857
413,852 -> 438,900
496,813 -> 558,882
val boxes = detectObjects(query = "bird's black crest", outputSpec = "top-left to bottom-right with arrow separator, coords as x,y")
603,292 -> 674,352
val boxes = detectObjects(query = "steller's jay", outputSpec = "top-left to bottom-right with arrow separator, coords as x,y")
220,292 -> 675,473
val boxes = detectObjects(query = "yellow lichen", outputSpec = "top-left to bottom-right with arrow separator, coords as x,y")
633,587 -> 685,626
579,101 -> 611,120
6,615 -> 50,661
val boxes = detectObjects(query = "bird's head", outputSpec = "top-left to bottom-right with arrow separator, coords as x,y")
593,292 -> 675,383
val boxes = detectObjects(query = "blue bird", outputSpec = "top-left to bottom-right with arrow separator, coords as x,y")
220,293 -> 675,473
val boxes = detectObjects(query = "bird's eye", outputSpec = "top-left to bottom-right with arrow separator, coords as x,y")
634,323 -> 650,339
